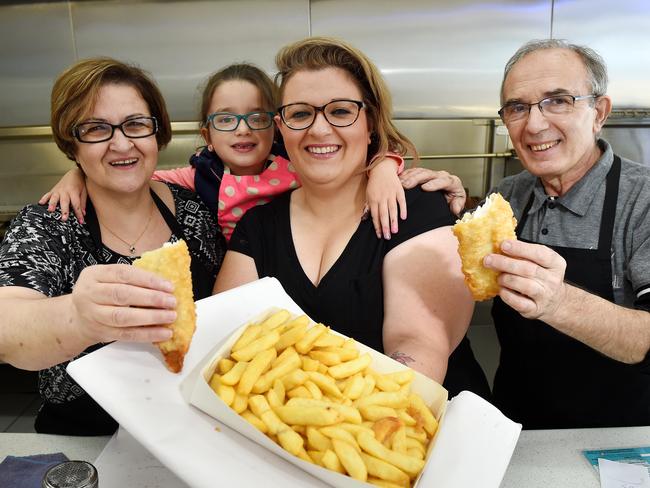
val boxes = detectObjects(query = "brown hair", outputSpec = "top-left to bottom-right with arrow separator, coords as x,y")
199,63 -> 278,126
51,57 -> 172,161
274,36 -> 417,166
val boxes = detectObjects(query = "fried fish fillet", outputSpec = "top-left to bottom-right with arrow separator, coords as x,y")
452,193 -> 517,301
133,239 -> 195,373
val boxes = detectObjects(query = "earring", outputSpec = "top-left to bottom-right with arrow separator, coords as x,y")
207,144 -> 214,152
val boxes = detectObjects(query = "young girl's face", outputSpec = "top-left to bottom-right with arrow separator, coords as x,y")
201,80 -> 275,176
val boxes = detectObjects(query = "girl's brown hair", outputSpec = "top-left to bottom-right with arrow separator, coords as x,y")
274,37 -> 417,166
51,57 -> 171,161
199,63 -> 278,126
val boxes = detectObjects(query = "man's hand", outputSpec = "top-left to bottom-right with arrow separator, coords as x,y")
483,239 -> 568,322
399,168 -> 466,215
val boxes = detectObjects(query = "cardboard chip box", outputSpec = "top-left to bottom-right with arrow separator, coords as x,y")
68,277 -> 521,488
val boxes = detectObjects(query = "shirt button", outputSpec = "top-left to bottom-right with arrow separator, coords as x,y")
541,228 -> 549,235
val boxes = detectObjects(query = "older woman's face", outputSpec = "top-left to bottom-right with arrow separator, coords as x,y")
74,83 -> 158,195
276,67 -> 370,187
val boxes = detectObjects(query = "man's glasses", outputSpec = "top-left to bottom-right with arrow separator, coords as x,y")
498,94 -> 597,124
278,99 -> 365,130
206,111 -> 274,132
72,116 -> 158,143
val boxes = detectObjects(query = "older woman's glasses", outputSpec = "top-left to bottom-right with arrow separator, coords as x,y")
498,94 -> 597,124
73,116 -> 158,143
206,111 -> 275,131
278,99 -> 365,130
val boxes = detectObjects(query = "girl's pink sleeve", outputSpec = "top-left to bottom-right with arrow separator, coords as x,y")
152,167 -> 197,191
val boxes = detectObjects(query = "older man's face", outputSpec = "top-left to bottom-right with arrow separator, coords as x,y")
502,48 -> 609,190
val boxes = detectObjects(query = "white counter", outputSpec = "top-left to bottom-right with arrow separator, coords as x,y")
2,426 -> 649,488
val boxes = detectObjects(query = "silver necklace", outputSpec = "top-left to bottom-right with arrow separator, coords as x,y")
100,200 -> 156,257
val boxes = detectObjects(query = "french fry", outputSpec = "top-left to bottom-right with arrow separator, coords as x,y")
232,324 -> 262,352
274,405 -> 344,426
218,358 -> 235,374
276,322 -> 309,352
328,353 -> 373,379
360,452 -> 410,486
307,426 -> 332,451
320,426 -> 360,451
356,391 -> 408,409
220,361 -> 249,386
231,330 -> 280,362
238,348 -> 277,395
207,308 -> 443,487
322,449 -> 346,474
313,332 -> 345,348
332,439 -> 367,482
295,324 -> 328,354
357,431 -> 425,479
241,409 -> 268,434
260,309 -> 291,332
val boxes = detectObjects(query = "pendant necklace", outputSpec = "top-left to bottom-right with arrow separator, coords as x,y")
100,199 -> 156,257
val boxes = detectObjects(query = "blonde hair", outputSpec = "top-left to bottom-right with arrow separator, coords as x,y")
274,37 -> 417,166
51,57 -> 172,161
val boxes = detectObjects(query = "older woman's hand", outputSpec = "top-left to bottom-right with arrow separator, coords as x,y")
71,264 -> 177,345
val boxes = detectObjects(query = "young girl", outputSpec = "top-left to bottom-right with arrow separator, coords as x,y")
41,63 -> 414,241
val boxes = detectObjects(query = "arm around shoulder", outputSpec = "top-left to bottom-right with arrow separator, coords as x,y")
382,226 -> 474,382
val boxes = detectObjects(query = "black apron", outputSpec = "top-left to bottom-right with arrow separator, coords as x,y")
492,155 -> 650,429
36,188 -> 216,435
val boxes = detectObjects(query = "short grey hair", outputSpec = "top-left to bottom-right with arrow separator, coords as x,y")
500,39 -> 608,105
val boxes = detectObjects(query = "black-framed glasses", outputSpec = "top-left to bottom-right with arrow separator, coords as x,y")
278,99 -> 365,130
498,94 -> 597,123
206,111 -> 275,132
72,116 -> 158,143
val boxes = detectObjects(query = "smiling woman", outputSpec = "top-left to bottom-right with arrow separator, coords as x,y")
215,37 -> 489,397
0,58 -> 225,435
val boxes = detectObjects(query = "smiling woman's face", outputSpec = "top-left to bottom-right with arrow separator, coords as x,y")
276,67 -> 370,188
74,83 -> 158,196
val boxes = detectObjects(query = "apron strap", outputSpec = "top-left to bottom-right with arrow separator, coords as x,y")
515,154 -> 621,250
597,155 -> 621,259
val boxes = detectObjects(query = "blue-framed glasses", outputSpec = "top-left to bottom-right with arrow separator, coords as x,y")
206,111 -> 275,131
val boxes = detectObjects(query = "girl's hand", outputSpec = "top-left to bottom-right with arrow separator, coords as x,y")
71,264 -> 177,345
399,168 -> 466,215
38,168 -> 87,223
367,157 -> 407,239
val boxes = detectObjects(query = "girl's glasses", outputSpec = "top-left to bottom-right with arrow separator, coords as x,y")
206,111 -> 275,131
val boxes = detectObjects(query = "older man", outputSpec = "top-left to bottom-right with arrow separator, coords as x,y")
482,39 -> 650,429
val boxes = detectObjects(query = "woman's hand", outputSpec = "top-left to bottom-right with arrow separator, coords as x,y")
39,168 -> 87,223
366,157 -> 407,239
399,168 -> 466,215
70,264 -> 177,346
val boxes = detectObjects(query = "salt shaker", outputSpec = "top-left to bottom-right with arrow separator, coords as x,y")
41,460 -> 98,488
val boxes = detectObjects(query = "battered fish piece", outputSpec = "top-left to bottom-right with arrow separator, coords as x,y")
452,193 -> 517,301
133,240 -> 195,373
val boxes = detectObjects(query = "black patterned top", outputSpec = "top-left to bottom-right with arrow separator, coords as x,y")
0,183 -> 225,434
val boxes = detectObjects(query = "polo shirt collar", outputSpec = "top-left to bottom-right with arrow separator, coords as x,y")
527,139 -> 613,217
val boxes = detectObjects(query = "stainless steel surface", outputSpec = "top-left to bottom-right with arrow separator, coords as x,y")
311,0 -> 550,117
552,0 -> 650,109
0,2 -> 75,127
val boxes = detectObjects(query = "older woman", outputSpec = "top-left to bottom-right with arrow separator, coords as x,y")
215,37 -> 481,389
0,58 -> 225,435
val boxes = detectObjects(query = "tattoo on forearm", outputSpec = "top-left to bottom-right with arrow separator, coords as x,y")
390,351 -> 415,366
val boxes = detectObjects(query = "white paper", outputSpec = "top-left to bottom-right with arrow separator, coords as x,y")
68,277 -> 521,488
599,458 -> 650,488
